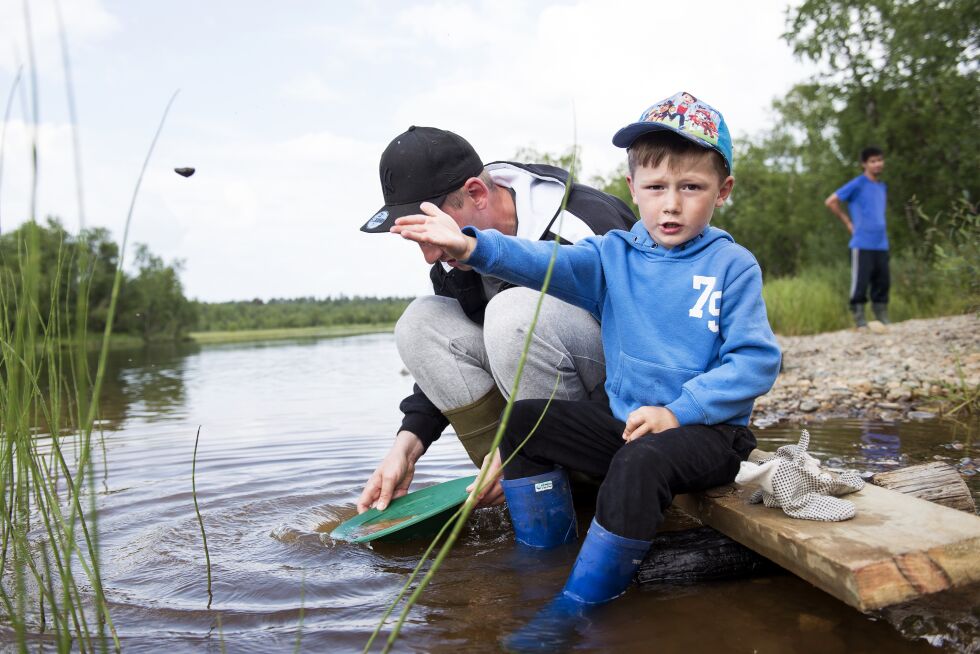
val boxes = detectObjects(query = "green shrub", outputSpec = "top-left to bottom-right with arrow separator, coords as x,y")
763,255 -> 976,336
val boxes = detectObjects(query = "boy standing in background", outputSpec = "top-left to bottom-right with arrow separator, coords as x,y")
825,147 -> 890,327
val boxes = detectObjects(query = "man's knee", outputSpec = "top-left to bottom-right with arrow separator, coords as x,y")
483,290 -> 537,359
395,296 -> 452,363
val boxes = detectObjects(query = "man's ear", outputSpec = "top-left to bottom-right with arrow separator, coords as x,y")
463,177 -> 490,210
715,175 -> 735,207
626,175 -> 637,204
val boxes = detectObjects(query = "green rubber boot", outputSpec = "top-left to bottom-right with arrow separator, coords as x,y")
443,388 -> 507,467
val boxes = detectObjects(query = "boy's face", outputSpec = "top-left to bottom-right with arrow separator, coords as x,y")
627,156 -> 734,249
862,154 -> 885,177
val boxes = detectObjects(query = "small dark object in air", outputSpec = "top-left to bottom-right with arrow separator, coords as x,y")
175,167 -> 196,177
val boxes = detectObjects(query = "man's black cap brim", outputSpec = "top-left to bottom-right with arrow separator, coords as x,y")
360,193 -> 448,233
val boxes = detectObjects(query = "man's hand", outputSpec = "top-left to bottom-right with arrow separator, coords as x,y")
357,431 -> 425,513
622,406 -> 680,442
466,448 -> 505,508
392,202 -> 476,261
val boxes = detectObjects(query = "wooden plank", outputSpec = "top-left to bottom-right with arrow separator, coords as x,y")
672,451 -> 980,612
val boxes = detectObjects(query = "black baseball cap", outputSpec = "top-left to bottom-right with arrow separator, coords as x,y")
361,126 -> 485,233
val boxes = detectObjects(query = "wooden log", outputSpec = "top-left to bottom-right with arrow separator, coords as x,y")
637,525 -> 777,584
671,450 -> 980,612
638,504 -> 775,584
872,461 -> 976,513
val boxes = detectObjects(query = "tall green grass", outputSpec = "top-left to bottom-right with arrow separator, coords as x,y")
763,257 -> 977,336
0,5 -> 179,644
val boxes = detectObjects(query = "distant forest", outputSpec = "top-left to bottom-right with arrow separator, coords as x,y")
0,219 -> 412,343
0,218 -> 197,343
192,296 -> 413,332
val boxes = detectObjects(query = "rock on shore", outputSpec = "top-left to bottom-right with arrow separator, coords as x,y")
752,313 -> 979,427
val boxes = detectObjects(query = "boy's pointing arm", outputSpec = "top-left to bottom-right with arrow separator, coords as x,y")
393,201 -> 608,316
462,226 -> 607,317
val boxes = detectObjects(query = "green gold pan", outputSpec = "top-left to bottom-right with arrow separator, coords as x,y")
332,475 -> 478,543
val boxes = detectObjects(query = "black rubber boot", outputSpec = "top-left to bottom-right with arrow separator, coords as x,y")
872,303 -> 890,325
851,304 -> 868,328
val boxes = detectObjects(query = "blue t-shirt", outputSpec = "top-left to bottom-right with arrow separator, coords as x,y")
835,174 -> 888,250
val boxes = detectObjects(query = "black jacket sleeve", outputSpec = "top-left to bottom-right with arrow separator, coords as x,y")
398,383 -> 449,452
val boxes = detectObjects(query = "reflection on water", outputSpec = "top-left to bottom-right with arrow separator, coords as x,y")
859,426 -> 904,471
7,334 -> 977,653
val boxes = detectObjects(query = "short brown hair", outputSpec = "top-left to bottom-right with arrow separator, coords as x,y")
442,169 -> 496,210
627,131 -> 729,182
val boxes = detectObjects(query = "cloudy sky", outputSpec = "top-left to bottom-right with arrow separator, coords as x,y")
0,0 -> 811,301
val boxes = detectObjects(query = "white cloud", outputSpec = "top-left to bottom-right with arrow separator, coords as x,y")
280,74 -> 338,104
0,0 -> 120,74
389,0 -> 808,179
395,0 -> 529,49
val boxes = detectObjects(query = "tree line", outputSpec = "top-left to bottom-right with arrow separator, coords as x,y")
0,219 -> 412,342
192,296 -> 412,332
0,218 -> 196,343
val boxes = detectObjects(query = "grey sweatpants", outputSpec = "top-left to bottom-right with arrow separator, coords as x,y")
394,287 -> 606,413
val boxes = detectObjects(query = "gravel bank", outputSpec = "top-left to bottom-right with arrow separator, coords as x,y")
752,313 -> 980,427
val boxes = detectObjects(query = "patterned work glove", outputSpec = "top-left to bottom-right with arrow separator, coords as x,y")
735,429 -> 865,521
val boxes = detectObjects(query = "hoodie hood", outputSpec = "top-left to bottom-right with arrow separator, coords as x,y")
610,222 -> 735,259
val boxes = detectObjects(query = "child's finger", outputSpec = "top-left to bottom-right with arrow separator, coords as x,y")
393,215 -> 427,227
419,201 -> 442,216
626,423 -> 652,442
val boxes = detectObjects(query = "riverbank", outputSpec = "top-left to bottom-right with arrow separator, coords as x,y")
187,322 -> 394,345
753,313 -> 979,427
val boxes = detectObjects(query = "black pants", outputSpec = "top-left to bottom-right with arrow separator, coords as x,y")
499,399 -> 756,541
849,248 -> 890,306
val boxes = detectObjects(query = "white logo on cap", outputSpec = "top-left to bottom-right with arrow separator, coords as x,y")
367,210 -> 389,230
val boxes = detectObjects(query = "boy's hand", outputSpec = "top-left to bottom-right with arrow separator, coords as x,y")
622,406 -> 680,442
466,449 -> 505,508
392,202 -> 476,261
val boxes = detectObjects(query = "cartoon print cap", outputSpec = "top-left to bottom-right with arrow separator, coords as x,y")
612,91 -> 733,173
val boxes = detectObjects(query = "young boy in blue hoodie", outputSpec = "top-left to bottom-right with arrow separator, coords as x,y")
393,91 -> 781,609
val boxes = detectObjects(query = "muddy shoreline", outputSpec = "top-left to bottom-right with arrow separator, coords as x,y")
753,313 -> 979,428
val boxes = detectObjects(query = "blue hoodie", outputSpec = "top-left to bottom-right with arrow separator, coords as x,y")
463,221 -> 781,426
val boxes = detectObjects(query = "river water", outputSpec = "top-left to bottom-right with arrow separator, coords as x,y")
5,334 -> 978,653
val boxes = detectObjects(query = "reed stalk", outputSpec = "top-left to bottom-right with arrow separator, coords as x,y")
0,65 -> 23,234
192,426 -> 213,608
293,571 -> 305,654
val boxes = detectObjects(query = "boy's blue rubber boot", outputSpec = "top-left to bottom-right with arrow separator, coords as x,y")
502,519 -> 651,652
561,518 -> 651,603
500,469 -> 577,548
